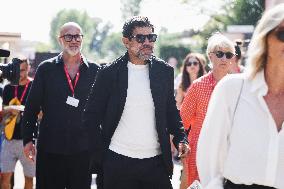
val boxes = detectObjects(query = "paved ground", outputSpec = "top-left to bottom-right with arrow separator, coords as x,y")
14,160 -> 183,189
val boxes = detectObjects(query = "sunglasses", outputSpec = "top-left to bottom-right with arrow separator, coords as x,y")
130,34 -> 158,43
60,34 -> 83,42
275,29 -> 284,42
212,51 -> 234,59
185,61 -> 198,67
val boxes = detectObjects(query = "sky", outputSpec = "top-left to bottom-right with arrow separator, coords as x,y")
0,0 -> 222,43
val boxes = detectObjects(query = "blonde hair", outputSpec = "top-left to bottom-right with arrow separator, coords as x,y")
247,3 -> 284,78
206,33 -> 235,57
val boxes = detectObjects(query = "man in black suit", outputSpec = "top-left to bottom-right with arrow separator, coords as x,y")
83,16 -> 189,189
22,22 -> 100,189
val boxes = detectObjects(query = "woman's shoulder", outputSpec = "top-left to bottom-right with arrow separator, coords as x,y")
220,73 -> 246,85
191,72 -> 213,88
216,73 -> 247,94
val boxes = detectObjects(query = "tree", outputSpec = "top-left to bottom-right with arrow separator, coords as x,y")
100,32 -> 126,62
90,22 -> 113,55
228,0 -> 265,26
120,0 -> 143,20
49,9 -> 99,58
182,0 -> 264,52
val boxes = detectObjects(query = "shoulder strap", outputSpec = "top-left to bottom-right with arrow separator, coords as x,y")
232,79 -> 244,124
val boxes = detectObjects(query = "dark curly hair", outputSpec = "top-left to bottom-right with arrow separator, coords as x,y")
180,53 -> 205,92
122,16 -> 154,39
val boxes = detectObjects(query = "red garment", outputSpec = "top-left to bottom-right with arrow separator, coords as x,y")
180,72 -> 217,186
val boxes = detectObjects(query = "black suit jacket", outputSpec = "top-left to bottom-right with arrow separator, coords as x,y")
83,52 -> 188,176
22,53 -> 100,155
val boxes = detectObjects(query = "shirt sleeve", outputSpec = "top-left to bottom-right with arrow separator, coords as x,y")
22,64 -> 44,145
196,78 -> 232,189
180,83 -> 198,130
2,85 -> 11,106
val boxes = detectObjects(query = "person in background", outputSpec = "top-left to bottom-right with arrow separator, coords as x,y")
167,56 -> 181,94
197,4 -> 284,189
1,57 -> 34,189
21,22 -> 101,189
176,53 -> 205,110
175,53 -> 205,189
229,39 -> 245,73
83,16 -> 189,189
180,33 -> 235,187
168,56 -> 179,75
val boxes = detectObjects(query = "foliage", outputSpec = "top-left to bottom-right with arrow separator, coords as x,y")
228,0 -> 265,26
120,0 -> 143,20
185,0 -> 265,53
159,44 -> 190,67
100,32 -> 126,62
90,22 -> 113,55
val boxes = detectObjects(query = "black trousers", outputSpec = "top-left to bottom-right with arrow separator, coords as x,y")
36,150 -> 91,189
224,179 -> 276,189
103,150 -> 172,189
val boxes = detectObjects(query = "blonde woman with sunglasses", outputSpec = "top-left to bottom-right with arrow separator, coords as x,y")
197,4 -> 284,189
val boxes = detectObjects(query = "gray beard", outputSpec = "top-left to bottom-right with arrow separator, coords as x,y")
137,52 -> 152,61
64,46 -> 82,56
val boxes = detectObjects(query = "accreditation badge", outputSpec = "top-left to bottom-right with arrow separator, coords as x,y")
66,96 -> 79,107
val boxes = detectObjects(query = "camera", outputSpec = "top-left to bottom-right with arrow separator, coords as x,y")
0,49 -> 20,85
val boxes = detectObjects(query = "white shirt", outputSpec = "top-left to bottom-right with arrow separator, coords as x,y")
174,73 -> 182,91
109,62 -> 161,159
197,71 -> 284,189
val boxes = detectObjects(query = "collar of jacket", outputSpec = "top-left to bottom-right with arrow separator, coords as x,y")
55,52 -> 89,67
117,51 -> 156,68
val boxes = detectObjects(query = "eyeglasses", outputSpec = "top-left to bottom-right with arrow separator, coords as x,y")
60,34 -> 83,42
130,34 -> 157,43
212,51 -> 234,59
274,29 -> 284,42
185,61 -> 198,67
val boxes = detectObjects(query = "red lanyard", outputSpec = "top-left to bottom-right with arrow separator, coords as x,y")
63,64 -> 80,96
14,80 -> 30,103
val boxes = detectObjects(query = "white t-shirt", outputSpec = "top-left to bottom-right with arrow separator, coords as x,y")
109,61 -> 161,159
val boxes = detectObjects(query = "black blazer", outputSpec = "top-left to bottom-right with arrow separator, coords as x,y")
22,54 -> 100,155
83,52 -> 188,176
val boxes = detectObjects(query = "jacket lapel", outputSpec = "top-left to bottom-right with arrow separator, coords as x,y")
149,59 -> 163,114
116,55 -> 128,120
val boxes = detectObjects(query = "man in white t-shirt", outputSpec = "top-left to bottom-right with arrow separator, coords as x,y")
83,16 -> 189,189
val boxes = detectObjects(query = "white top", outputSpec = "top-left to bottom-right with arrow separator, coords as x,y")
174,73 -> 182,91
197,71 -> 284,189
109,61 -> 161,159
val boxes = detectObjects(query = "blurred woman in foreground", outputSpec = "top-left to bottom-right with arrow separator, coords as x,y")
197,4 -> 284,189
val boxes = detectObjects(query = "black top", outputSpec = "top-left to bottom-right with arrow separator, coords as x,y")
22,53 -> 100,155
83,52 -> 188,176
3,82 -> 32,139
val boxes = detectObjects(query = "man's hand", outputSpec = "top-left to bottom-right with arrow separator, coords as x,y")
23,141 -> 36,162
178,142 -> 190,159
2,108 -> 20,117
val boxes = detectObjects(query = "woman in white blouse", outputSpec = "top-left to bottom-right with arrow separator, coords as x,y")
197,4 -> 284,189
